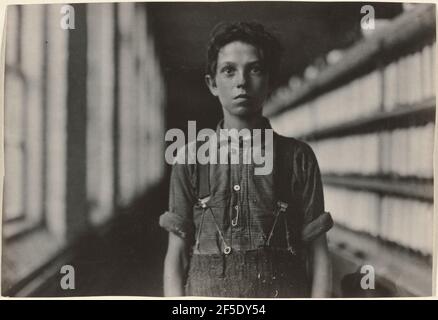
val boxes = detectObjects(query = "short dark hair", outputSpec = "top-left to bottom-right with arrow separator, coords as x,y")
206,22 -> 283,83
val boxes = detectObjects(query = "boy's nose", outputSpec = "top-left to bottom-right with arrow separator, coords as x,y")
236,71 -> 248,88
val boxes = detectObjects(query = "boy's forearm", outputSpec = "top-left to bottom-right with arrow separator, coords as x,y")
163,233 -> 189,297
310,234 -> 332,298
163,255 -> 186,296
311,258 -> 331,298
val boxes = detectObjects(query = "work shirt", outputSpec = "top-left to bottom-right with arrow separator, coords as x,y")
159,118 -> 325,255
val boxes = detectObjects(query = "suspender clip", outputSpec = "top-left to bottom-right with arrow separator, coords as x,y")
198,196 -> 210,209
223,246 -> 232,255
277,201 -> 288,212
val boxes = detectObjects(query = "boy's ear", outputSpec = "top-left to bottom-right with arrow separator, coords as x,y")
205,74 -> 218,97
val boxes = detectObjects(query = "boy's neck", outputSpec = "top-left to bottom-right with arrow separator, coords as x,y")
223,113 -> 265,131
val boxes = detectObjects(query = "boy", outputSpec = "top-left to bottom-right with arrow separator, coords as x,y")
160,22 -> 333,297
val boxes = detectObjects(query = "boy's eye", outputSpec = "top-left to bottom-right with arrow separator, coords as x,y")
221,66 -> 235,75
250,65 -> 263,74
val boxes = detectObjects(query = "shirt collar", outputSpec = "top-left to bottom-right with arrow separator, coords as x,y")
215,117 -> 273,150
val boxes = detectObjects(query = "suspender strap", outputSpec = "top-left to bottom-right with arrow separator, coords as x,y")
272,134 -> 298,254
196,139 -> 211,200
197,162 -> 210,200
274,134 -> 293,204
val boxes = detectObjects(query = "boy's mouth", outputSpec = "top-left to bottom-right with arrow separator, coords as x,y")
234,93 -> 251,100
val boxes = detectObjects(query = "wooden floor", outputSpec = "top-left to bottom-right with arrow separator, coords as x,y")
31,185 -> 169,297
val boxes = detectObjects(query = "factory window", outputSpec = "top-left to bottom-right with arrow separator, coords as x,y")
3,5 -> 46,238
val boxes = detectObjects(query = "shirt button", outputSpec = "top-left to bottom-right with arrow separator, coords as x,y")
233,185 -> 241,191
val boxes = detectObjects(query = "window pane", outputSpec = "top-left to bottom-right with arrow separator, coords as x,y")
4,72 -> 25,221
6,6 -> 19,66
87,3 -> 115,226
21,5 -> 45,223
45,4 -> 68,240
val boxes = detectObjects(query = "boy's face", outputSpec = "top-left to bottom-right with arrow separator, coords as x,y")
206,41 -> 270,118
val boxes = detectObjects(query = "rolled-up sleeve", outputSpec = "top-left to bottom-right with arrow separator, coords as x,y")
159,161 -> 197,241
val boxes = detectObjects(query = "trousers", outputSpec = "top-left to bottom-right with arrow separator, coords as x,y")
185,247 -> 309,298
